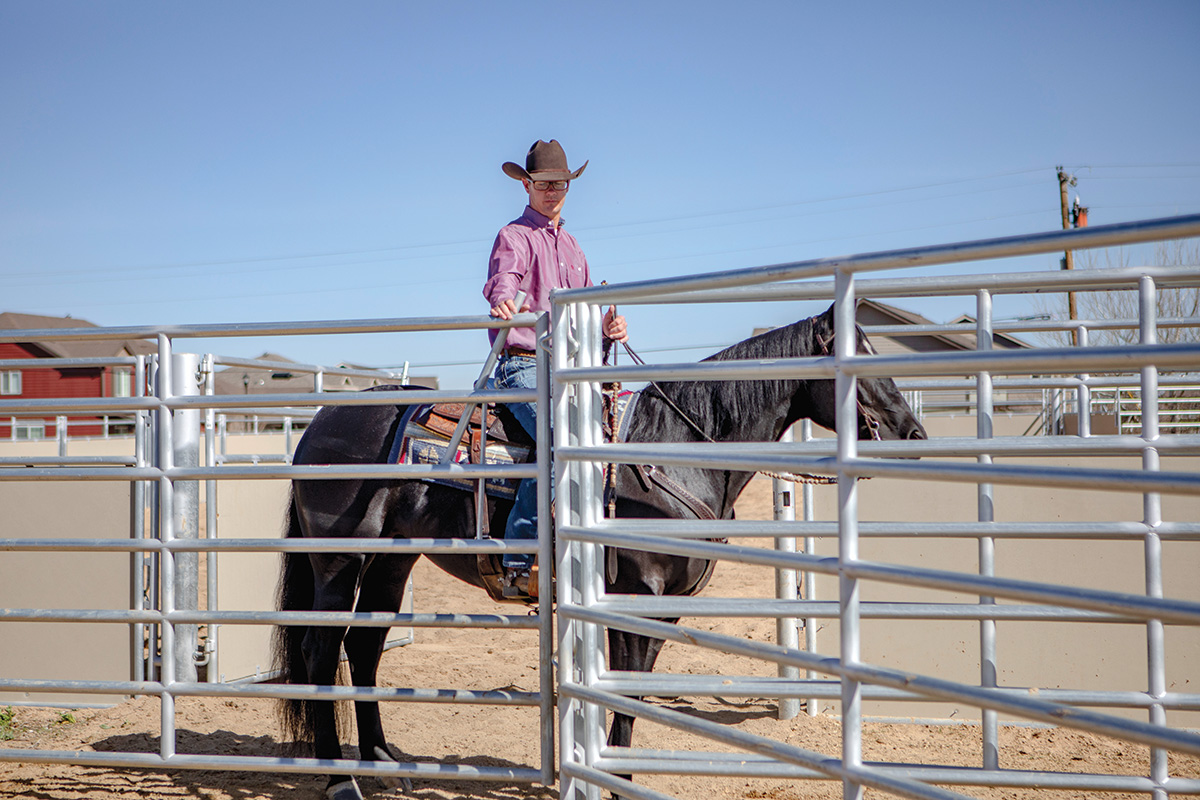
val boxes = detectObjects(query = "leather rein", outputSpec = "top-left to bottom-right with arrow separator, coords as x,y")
605,333 -> 881,509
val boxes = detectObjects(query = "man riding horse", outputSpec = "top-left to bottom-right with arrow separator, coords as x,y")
483,139 -> 628,599
274,141 -> 926,800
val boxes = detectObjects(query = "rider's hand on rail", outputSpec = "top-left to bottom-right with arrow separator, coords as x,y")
602,305 -> 628,343
489,298 -> 529,320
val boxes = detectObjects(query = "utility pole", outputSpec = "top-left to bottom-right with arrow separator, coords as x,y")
1057,166 -> 1079,345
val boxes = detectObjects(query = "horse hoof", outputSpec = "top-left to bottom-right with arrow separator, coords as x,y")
326,778 -> 364,800
373,746 -> 414,792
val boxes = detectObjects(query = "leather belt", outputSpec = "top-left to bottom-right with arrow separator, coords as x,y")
503,347 -> 537,358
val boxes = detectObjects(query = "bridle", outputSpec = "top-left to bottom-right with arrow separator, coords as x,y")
817,333 -> 883,443
859,401 -> 884,442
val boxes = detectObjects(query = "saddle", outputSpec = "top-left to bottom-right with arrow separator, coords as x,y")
392,401 -> 542,604
394,402 -> 533,500
393,392 -> 699,606
414,402 -> 531,461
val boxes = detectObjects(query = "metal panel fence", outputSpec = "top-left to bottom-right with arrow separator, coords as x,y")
1,214 -> 1199,799
0,312 -> 557,787
551,214 -> 1200,800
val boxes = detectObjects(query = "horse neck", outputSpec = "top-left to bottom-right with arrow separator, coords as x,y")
622,321 -> 811,516
670,318 -> 816,444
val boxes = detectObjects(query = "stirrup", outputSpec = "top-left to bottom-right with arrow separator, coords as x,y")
502,567 -> 533,599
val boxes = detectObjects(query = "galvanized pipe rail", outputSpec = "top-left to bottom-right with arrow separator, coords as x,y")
3,214 -> 1198,797
559,213 -> 1200,305
552,214 -> 1200,800
0,310 -> 558,788
625,265 -> 1200,306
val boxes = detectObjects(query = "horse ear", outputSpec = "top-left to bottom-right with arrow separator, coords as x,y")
819,300 -> 863,322
813,304 -> 836,353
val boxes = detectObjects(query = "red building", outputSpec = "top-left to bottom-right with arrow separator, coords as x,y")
0,312 -> 156,440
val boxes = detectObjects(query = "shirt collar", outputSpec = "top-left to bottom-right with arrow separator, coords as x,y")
522,205 -> 564,230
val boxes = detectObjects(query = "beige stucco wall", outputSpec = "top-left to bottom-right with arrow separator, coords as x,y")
805,447 -> 1200,725
211,478 -> 291,683
0,480 -> 133,706
210,433 -> 411,684
1,430 -> 1195,725
0,433 -> 411,699
210,480 -> 413,684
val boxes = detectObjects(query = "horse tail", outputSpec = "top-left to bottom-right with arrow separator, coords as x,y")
272,487 -> 318,748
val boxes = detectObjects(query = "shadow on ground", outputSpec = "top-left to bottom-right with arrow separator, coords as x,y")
6,728 -> 561,800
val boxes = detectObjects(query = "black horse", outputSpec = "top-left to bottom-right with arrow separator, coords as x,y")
272,303 -> 926,800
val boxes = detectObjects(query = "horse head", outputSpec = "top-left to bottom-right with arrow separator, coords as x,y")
805,303 -> 927,442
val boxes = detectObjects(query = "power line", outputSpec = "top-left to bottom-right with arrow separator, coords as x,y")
9,163 -> 1194,302
1068,163 -> 1200,170
596,209 -> 1053,273
2,237 -> 494,282
35,206 -> 1060,313
578,166 -> 1052,235
5,166 -> 1055,281
7,175 -> 1053,291
581,179 -> 1050,247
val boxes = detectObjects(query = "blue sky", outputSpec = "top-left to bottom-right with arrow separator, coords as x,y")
2,2 -> 1198,387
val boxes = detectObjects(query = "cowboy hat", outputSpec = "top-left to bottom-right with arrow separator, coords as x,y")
502,139 -> 588,182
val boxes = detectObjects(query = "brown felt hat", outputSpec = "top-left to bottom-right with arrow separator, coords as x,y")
502,139 -> 588,182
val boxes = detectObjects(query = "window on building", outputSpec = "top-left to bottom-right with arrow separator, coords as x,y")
0,371 -> 20,395
14,420 -> 44,440
112,368 -> 132,397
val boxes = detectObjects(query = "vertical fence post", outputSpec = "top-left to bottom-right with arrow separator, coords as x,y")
773,425 -> 800,720
1139,276 -> 1168,800
155,336 -> 177,760
535,312 -> 555,785
578,302 -> 605,800
202,354 -> 219,682
1077,326 -> 1092,438
555,299 -> 587,800
171,352 -> 202,685
834,269 -> 864,800
801,418 -> 819,717
130,354 -> 147,686
976,290 -> 999,771
147,355 -> 161,683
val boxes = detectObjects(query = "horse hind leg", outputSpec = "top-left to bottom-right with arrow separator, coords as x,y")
302,622 -> 361,800
343,553 -> 419,793
299,555 -> 368,800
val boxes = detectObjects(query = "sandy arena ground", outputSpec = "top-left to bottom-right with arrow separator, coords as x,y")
1,477 -> 1196,799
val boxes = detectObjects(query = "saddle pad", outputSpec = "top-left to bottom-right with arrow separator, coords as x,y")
615,390 -> 639,443
389,393 -> 638,501
392,405 -> 531,501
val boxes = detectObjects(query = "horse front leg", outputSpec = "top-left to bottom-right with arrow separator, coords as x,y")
605,622 -> 678,797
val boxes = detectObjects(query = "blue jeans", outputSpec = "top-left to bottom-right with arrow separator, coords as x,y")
493,355 -> 538,569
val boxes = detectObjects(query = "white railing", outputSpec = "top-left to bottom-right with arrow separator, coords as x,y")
552,214 -> 1200,800
1,214 -> 1199,799
0,313 -> 557,787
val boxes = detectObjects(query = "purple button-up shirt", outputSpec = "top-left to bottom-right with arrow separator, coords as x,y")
483,205 -> 591,351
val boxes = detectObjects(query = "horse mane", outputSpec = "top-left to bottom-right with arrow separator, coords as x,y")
627,315 -> 818,443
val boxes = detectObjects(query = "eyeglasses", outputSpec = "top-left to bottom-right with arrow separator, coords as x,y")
531,180 -> 569,191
